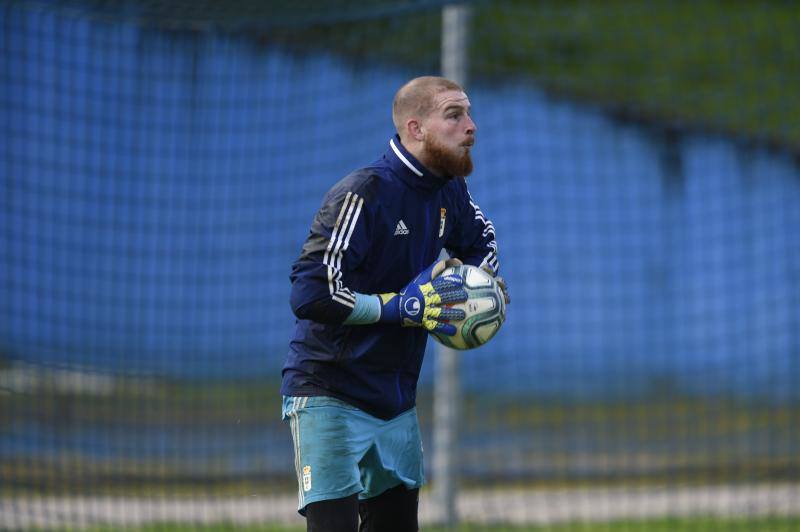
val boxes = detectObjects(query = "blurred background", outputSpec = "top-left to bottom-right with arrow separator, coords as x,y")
1,0 -> 799,530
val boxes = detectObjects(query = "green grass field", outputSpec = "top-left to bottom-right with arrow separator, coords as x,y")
84,516 -> 800,532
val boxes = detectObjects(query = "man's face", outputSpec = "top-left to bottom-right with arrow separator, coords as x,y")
420,90 -> 477,178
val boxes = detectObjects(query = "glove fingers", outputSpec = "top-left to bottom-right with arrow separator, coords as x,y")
432,322 -> 458,336
424,305 -> 465,325
437,287 -> 467,304
438,306 -> 466,321
432,273 -> 462,287
430,257 -> 463,279
414,260 -> 442,286
431,274 -> 464,291
496,276 -> 510,304
442,257 -> 463,270
434,276 -> 467,303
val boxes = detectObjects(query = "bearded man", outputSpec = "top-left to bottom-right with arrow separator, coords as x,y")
281,76 -> 507,532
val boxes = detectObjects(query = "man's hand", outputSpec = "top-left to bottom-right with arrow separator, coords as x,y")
482,265 -> 510,305
379,259 -> 467,335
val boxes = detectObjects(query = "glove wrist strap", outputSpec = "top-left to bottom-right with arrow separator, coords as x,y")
376,292 -> 400,324
343,293 -> 383,325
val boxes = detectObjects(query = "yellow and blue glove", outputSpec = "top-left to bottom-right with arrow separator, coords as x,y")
378,259 -> 467,336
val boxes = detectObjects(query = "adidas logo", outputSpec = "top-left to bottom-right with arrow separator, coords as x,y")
394,220 -> 410,236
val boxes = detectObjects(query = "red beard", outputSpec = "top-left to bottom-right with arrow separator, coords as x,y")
423,135 -> 474,178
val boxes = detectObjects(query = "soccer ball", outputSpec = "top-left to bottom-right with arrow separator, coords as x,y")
430,264 -> 506,350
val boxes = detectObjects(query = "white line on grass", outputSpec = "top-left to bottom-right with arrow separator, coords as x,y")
2,484 -> 799,529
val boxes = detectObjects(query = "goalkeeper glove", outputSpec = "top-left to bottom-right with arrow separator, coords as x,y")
481,264 -> 510,305
379,258 -> 467,335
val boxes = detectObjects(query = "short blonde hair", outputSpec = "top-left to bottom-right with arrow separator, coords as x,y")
392,76 -> 464,134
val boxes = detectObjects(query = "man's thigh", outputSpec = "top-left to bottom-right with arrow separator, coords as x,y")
358,406 -> 425,500
282,396 -> 373,512
358,484 -> 419,532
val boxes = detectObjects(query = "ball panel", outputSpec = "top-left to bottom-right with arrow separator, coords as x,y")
471,317 -> 500,345
464,266 -> 493,288
465,296 -> 496,315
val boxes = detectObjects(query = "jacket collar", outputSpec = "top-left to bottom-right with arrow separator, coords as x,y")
384,135 -> 450,190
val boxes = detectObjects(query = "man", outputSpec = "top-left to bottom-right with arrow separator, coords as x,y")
282,76 -> 506,532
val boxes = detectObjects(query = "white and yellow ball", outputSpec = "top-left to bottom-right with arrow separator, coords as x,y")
430,264 -> 506,350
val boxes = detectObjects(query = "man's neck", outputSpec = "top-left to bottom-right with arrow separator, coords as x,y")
401,138 -> 441,177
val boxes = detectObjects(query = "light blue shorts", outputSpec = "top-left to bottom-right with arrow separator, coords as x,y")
282,395 -> 425,513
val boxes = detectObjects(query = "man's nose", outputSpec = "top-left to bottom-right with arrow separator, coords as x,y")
465,115 -> 477,135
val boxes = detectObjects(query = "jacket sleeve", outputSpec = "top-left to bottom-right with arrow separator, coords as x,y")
289,180 -> 372,324
445,178 -> 500,275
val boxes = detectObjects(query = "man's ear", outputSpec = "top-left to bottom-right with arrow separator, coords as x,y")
406,119 -> 424,142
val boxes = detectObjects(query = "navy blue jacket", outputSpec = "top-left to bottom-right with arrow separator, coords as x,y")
281,136 -> 499,419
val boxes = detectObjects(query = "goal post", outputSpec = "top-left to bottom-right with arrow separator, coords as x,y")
433,3 -> 472,528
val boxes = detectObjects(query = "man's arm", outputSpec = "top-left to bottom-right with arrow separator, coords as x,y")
290,185 -> 369,324
446,181 -> 499,274
344,257 -> 467,336
290,179 -> 468,333
445,179 -> 509,303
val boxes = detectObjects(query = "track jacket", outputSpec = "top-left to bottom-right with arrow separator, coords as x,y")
281,135 -> 499,419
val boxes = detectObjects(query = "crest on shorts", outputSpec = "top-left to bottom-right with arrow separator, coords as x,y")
439,208 -> 447,238
302,465 -> 312,492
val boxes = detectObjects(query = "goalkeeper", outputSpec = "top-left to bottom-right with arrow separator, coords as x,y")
281,76 -> 507,532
